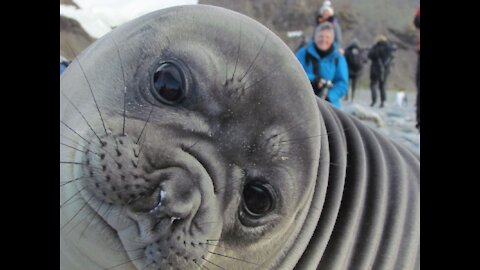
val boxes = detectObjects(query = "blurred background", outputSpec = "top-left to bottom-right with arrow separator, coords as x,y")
60,0 -> 419,91
60,0 -> 420,154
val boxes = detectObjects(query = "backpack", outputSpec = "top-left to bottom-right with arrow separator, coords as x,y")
345,46 -> 364,69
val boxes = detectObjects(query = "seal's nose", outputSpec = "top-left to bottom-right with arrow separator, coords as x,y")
124,170 -> 201,240
158,172 -> 199,220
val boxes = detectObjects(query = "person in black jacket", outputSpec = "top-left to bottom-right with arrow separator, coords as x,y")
311,1 -> 344,54
344,39 -> 368,101
368,35 -> 396,108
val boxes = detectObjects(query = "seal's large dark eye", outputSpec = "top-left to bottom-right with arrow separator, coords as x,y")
243,181 -> 276,218
152,63 -> 186,104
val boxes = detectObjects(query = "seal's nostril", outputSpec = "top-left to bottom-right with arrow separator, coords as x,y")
149,190 -> 166,213
171,217 -> 181,224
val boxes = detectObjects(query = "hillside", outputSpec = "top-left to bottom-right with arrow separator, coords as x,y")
60,0 -> 420,90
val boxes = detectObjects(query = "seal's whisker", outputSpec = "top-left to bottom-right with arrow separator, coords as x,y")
269,118 -> 314,140
60,194 -> 95,231
243,63 -> 283,91
277,134 -> 325,143
68,203 -> 99,235
61,91 -> 104,144
207,251 -> 260,266
137,121 -> 154,166
103,203 -> 115,220
105,255 -> 146,270
60,121 -> 96,146
60,186 -> 87,209
231,23 -> 242,81
78,201 -> 106,239
61,197 -> 83,208
239,30 -> 269,81
202,257 -> 225,270
60,176 -> 91,188
67,212 -> 92,236
140,261 -> 155,270
201,242 -> 239,253
136,106 -> 155,145
224,58 -> 229,85
183,138 -> 202,153
60,142 -> 101,157
101,202 -> 113,218
60,161 -> 103,171
108,35 -> 128,137
274,128 -> 351,146
64,41 -> 109,137
60,134 -> 88,149
60,125 -> 121,163
194,260 -> 210,270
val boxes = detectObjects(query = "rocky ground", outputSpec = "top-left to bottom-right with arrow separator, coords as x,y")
341,89 -> 419,156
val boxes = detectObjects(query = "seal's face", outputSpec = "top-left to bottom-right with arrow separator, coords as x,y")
61,5 -> 321,270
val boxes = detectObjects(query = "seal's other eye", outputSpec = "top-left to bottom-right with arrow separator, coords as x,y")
243,181 -> 276,218
152,63 -> 186,104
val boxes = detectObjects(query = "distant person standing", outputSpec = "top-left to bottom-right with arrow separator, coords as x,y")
368,35 -> 396,108
344,39 -> 369,101
414,6 -> 420,131
311,1 -> 344,54
296,22 -> 349,109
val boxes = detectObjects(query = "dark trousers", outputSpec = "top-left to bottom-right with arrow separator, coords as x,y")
370,76 -> 387,105
345,76 -> 358,101
415,54 -> 420,129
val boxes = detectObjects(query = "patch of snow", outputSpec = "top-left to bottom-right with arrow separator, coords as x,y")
60,0 -> 198,38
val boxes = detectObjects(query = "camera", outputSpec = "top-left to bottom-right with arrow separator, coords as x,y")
317,78 -> 333,99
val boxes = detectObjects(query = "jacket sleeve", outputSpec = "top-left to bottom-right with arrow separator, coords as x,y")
414,8 -> 420,29
328,56 -> 349,102
368,46 -> 376,60
295,48 -> 316,82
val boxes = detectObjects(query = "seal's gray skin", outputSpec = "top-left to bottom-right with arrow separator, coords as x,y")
60,5 -> 419,270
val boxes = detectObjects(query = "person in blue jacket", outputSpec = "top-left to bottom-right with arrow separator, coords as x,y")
60,62 -> 67,75
60,56 -> 70,75
296,22 -> 349,109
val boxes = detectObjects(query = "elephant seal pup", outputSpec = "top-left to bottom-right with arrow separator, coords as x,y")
60,5 -> 419,270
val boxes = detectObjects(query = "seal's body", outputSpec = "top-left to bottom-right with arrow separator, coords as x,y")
60,5 -> 419,270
